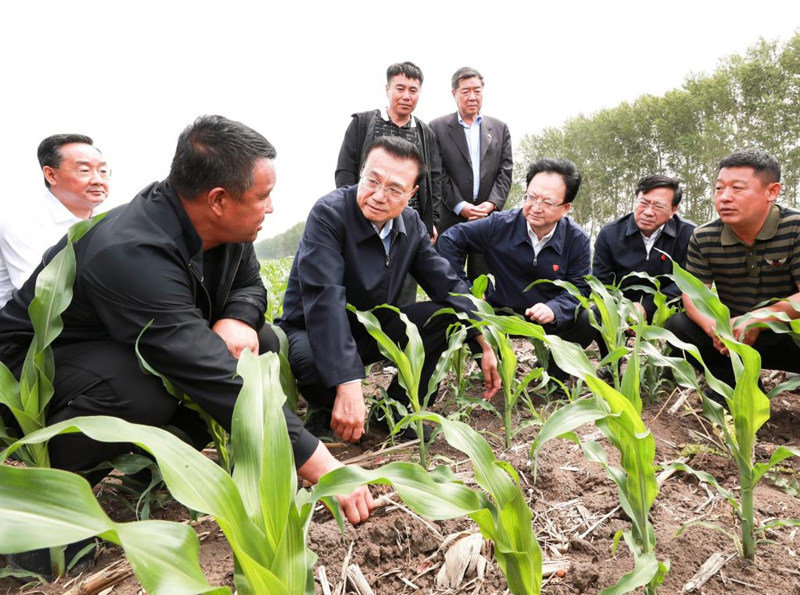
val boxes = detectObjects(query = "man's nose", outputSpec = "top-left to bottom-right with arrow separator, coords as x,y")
264,197 -> 274,214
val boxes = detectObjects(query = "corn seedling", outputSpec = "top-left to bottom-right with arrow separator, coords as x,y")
347,304 -> 467,466
477,311 -> 670,593
0,216 -> 103,578
2,349 -> 543,594
660,261 -> 800,559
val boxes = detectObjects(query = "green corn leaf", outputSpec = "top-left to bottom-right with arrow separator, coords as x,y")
598,551 -> 669,595
530,397 -> 612,463
0,464 -> 225,594
347,305 -> 421,407
269,322 -> 299,412
752,445 -> 800,484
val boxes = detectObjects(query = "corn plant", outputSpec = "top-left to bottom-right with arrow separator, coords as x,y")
0,216 -> 103,579
347,304 -> 467,466
478,311 -> 670,593
660,261 -> 800,559
2,349 -> 543,594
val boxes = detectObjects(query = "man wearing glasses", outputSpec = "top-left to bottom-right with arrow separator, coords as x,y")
0,134 -> 109,307
279,136 -> 500,443
334,61 -> 443,306
592,175 -> 695,322
430,67 -> 513,281
438,158 -> 594,383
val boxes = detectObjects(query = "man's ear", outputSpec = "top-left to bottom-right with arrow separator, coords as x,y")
767,182 -> 782,202
42,166 -> 58,187
207,187 -> 228,216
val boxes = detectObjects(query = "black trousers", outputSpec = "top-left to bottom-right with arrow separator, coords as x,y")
665,312 -> 800,387
3,326 -> 279,485
282,301 -> 463,411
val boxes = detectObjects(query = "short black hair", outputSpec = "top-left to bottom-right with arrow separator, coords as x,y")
451,66 -> 484,91
636,174 -> 683,206
37,133 -> 95,188
169,115 -> 276,201
386,61 -> 423,85
718,148 -> 781,185
364,136 -> 426,185
525,158 -> 582,204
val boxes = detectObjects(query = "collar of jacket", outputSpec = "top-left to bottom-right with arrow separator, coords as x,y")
153,180 -> 208,274
346,184 -> 409,244
624,212 -> 679,238
511,208 -> 567,254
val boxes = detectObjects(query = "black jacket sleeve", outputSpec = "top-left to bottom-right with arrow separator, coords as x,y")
335,116 -> 363,188
220,243 -> 267,329
592,227 -> 616,286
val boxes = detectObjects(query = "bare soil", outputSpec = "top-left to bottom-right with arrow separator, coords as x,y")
3,343 -> 800,594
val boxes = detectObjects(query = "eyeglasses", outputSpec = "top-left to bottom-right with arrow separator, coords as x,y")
360,175 -> 413,202
524,193 -> 564,209
66,166 -> 112,180
634,197 -> 671,214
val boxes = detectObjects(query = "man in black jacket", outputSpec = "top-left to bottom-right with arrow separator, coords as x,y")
0,115 -> 373,525
282,136 -> 499,443
592,175 -> 695,321
334,62 -> 443,306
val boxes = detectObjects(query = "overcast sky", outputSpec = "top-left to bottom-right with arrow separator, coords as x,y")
3,1 -> 799,239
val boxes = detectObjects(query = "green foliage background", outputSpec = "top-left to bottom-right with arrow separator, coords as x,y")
512,34 -> 800,236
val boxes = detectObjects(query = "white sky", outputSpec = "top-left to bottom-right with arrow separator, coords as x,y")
2,1 -> 799,239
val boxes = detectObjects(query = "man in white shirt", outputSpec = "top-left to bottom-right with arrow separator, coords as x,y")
0,134 -> 109,306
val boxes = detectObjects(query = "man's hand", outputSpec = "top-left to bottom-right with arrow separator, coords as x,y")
473,202 -> 496,216
212,318 -> 259,359
336,485 -> 375,525
298,443 -> 375,524
476,335 -> 501,399
331,382 -> 366,442
525,303 -> 555,325
460,203 -> 488,221
731,315 -> 762,347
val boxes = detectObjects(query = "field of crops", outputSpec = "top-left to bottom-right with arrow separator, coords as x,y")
2,254 -> 800,594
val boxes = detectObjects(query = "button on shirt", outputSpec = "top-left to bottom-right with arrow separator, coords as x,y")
453,114 -> 483,215
0,189 -> 90,307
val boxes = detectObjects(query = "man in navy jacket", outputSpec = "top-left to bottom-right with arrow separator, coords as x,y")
438,158 -> 593,381
279,136 -> 499,443
592,175 -> 695,321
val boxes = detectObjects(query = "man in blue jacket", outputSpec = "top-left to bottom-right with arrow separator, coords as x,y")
279,136 -> 500,443
438,158 -> 593,381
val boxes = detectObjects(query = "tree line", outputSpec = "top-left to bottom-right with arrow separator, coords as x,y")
514,32 -> 800,237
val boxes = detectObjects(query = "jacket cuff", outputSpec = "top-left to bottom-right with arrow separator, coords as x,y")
220,302 -> 264,330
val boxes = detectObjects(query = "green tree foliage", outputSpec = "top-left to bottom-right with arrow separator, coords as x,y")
516,33 -> 800,234
255,222 -> 305,260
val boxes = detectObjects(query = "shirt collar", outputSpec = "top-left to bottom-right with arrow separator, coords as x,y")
45,188 -> 87,224
457,112 -> 482,128
525,218 -> 565,254
624,212 -> 678,238
371,218 -> 394,240
382,107 -> 416,128
720,204 -> 781,246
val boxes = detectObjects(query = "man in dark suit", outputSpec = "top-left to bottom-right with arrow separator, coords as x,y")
430,67 -> 513,280
279,136 -> 500,443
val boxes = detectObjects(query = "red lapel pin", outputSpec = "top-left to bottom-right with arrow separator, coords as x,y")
552,264 -> 560,272
661,254 -> 666,261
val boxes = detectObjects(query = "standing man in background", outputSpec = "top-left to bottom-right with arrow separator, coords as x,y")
0,134 -> 109,307
430,67 -> 513,280
334,61 -> 443,305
